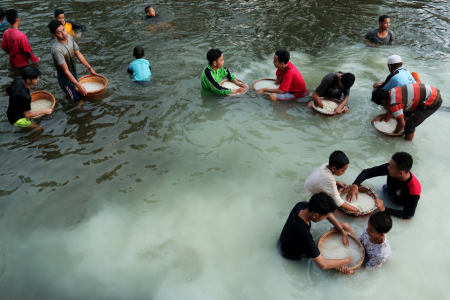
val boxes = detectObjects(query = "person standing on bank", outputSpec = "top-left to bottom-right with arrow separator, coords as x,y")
47,20 -> 98,102
373,55 -> 416,90
364,15 -> 395,45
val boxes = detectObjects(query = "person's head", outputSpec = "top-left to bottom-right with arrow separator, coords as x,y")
328,150 -> 349,176
387,55 -> 403,73
48,20 -> 67,41
339,73 -> 355,89
133,46 -> 145,59
371,88 -> 390,107
388,152 -> 413,177
6,9 -> 18,25
21,67 -> 41,86
273,49 -> 290,69
308,192 -> 338,222
145,6 -> 156,17
367,212 -> 392,242
54,9 -> 65,25
378,15 -> 390,31
0,9 -> 5,21
207,48 -> 224,68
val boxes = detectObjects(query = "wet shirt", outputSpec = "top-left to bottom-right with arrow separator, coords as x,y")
280,202 -> 320,259
201,65 -> 235,95
64,21 -> 86,36
358,229 -> 392,269
6,78 -> 31,124
364,28 -> 395,44
380,68 -> 416,91
304,163 -> 345,207
353,163 -> 421,219
144,14 -> 162,23
51,36 -> 79,87
314,72 -> 350,100
276,62 -> 307,98
128,58 -> 151,81
0,20 -> 7,32
1,28 -> 39,68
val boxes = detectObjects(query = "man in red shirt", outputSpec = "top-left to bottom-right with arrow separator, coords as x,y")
256,49 -> 307,102
1,9 -> 40,68
371,83 -> 442,141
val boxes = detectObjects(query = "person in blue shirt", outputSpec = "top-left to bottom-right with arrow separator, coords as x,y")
0,9 -> 7,32
373,55 -> 416,90
127,46 -> 151,81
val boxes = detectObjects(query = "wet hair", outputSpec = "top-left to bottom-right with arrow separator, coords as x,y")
48,19 -> 63,34
6,9 -> 18,25
379,15 -> 390,23
369,212 -> 392,234
371,88 -> 390,105
308,192 -> 337,216
329,150 -> 349,170
54,9 -> 64,18
275,49 -> 290,64
145,6 -> 153,14
207,49 -> 222,65
22,67 -> 41,81
341,73 -> 355,88
388,62 -> 402,69
392,152 -> 413,172
0,8 -> 5,20
133,46 -> 145,59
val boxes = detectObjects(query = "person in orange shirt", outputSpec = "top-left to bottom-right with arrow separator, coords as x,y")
54,9 -> 85,37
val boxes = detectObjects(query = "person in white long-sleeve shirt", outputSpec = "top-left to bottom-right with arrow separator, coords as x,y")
304,151 -> 359,212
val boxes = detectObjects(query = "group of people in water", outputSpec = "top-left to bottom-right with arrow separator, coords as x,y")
0,8 -> 441,274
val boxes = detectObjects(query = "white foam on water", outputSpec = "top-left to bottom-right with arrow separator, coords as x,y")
81,82 -> 104,92
320,233 -> 364,267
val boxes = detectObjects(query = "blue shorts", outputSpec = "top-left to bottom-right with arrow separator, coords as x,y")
276,92 -> 298,100
60,85 -> 83,102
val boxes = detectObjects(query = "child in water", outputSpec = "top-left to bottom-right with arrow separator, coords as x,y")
54,9 -> 85,37
0,8 -> 7,32
338,212 -> 392,273
127,46 -> 151,81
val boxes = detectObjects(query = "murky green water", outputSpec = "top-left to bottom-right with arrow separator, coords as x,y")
1,0 -> 450,299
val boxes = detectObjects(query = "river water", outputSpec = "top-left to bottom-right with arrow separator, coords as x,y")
1,0 -> 449,299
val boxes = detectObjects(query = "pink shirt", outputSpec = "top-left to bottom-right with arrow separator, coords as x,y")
276,61 -> 307,98
1,28 -> 39,68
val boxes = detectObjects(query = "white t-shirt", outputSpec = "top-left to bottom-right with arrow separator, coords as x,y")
359,229 -> 392,269
304,163 -> 344,207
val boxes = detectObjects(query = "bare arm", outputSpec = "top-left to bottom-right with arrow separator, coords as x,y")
74,50 -> 98,76
311,92 -> 323,108
59,62 -> 87,96
340,202 -> 359,212
327,213 -> 349,246
383,108 -> 394,122
24,108 -> 52,119
312,254 -> 352,270
393,116 -> 405,133
334,95 -> 348,115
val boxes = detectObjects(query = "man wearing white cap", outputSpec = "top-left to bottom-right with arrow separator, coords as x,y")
373,55 -> 416,90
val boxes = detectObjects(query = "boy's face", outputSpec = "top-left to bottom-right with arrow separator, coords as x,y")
25,77 -> 39,86
214,54 -> 224,69
387,159 -> 404,178
366,222 -> 383,242
332,164 -> 348,176
379,18 -> 390,31
55,13 -> 65,25
53,25 -> 68,41
273,55 -> 285,69
146,7 -> 156,17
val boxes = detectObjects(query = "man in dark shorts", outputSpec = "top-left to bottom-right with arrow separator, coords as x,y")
47,20 -> 98,102
371,83 -> 442,141
279,193 -> 354,269
364,15 -> 395,45
307,72 -> 355,115
346,152 -> 421,220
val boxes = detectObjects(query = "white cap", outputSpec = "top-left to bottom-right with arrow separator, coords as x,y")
387,55 -> 402,64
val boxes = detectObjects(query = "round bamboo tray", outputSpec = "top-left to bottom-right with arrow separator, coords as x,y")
252,78 -> 279,95
30,91 -> 55,119
338,184 -> 378,217
77,74 -> 108,96
312,98 -> 342,117
219,79 -> 248,96
317,230 -> 365,271
371,114 -> 406,137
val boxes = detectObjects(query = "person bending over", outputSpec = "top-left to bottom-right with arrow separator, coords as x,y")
201,48 -> 245,96
339,212 -> 392,274
1,9 -> 40,68
304,151 -> 359,212
364,15 -> 395,45
373,55 -> 416,90
347,152 -> 421,219
307,72 -> 355,115
279,192 -> 353,269
54,9 -> 86,37
371,84 -> 442,141
127,46 -> 151,81
5,67 -> 52,128
48,20 -> 98,102
256,49 -> 307,102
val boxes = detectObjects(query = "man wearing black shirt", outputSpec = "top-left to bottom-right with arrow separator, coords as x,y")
279,193 -> 353,269
346,152 -> 421,219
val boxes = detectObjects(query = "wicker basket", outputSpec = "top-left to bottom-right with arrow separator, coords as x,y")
312,98 -> 342,117
219,79 -> 248,96
317,230 -> 365,271
371,114 -> 406,137
30,91 -> 56,119
338,184 -> 378,217
252,78 -> 279,95
77,74 -> 108,96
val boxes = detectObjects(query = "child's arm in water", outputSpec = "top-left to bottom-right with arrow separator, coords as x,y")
313,254 -> 352,270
